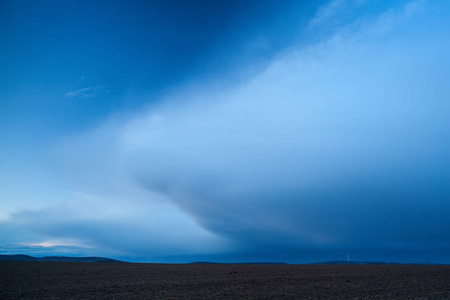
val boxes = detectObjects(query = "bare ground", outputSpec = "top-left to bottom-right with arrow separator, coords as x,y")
1,261 -> 449,299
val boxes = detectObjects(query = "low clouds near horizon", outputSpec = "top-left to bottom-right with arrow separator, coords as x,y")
2,0 -> 450,263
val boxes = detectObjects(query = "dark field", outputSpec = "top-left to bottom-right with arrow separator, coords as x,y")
1,261 -> 449,299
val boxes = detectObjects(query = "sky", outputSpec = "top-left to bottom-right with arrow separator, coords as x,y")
1,0 -> 449,264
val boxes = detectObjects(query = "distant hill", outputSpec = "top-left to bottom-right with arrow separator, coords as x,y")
0,254 -> 122,262
189,261 -> 410,265
190,261 -> 288,265
309,261 -> 402,265
0,254 -> 37,261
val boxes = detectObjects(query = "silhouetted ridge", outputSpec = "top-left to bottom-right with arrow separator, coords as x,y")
309,261 -> 402,265
0,254 -> 37,261
0,254 -> 121,262
190,261 -> 287,265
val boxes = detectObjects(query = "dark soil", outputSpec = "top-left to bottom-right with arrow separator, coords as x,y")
1,261 -> 449,299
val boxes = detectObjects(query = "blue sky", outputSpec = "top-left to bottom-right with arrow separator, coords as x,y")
1,0 -> 449,263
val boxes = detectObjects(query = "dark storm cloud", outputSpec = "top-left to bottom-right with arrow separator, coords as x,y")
39,0 -> 450,263
2,0 -> 449,263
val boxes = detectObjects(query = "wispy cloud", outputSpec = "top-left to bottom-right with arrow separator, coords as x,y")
307,0 -> 372,32
65,85 -> 107,98
0,243 -> 89,257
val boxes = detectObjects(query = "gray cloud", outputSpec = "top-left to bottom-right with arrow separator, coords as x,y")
118,1 -> 450,251
4,0 -> 449,263
1,196 -> 230,261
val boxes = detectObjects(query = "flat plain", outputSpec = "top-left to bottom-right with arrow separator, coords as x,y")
1,261 -> 449,299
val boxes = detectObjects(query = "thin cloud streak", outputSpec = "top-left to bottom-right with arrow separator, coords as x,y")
308,0 -> 346,29
65,85 -> 107,98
